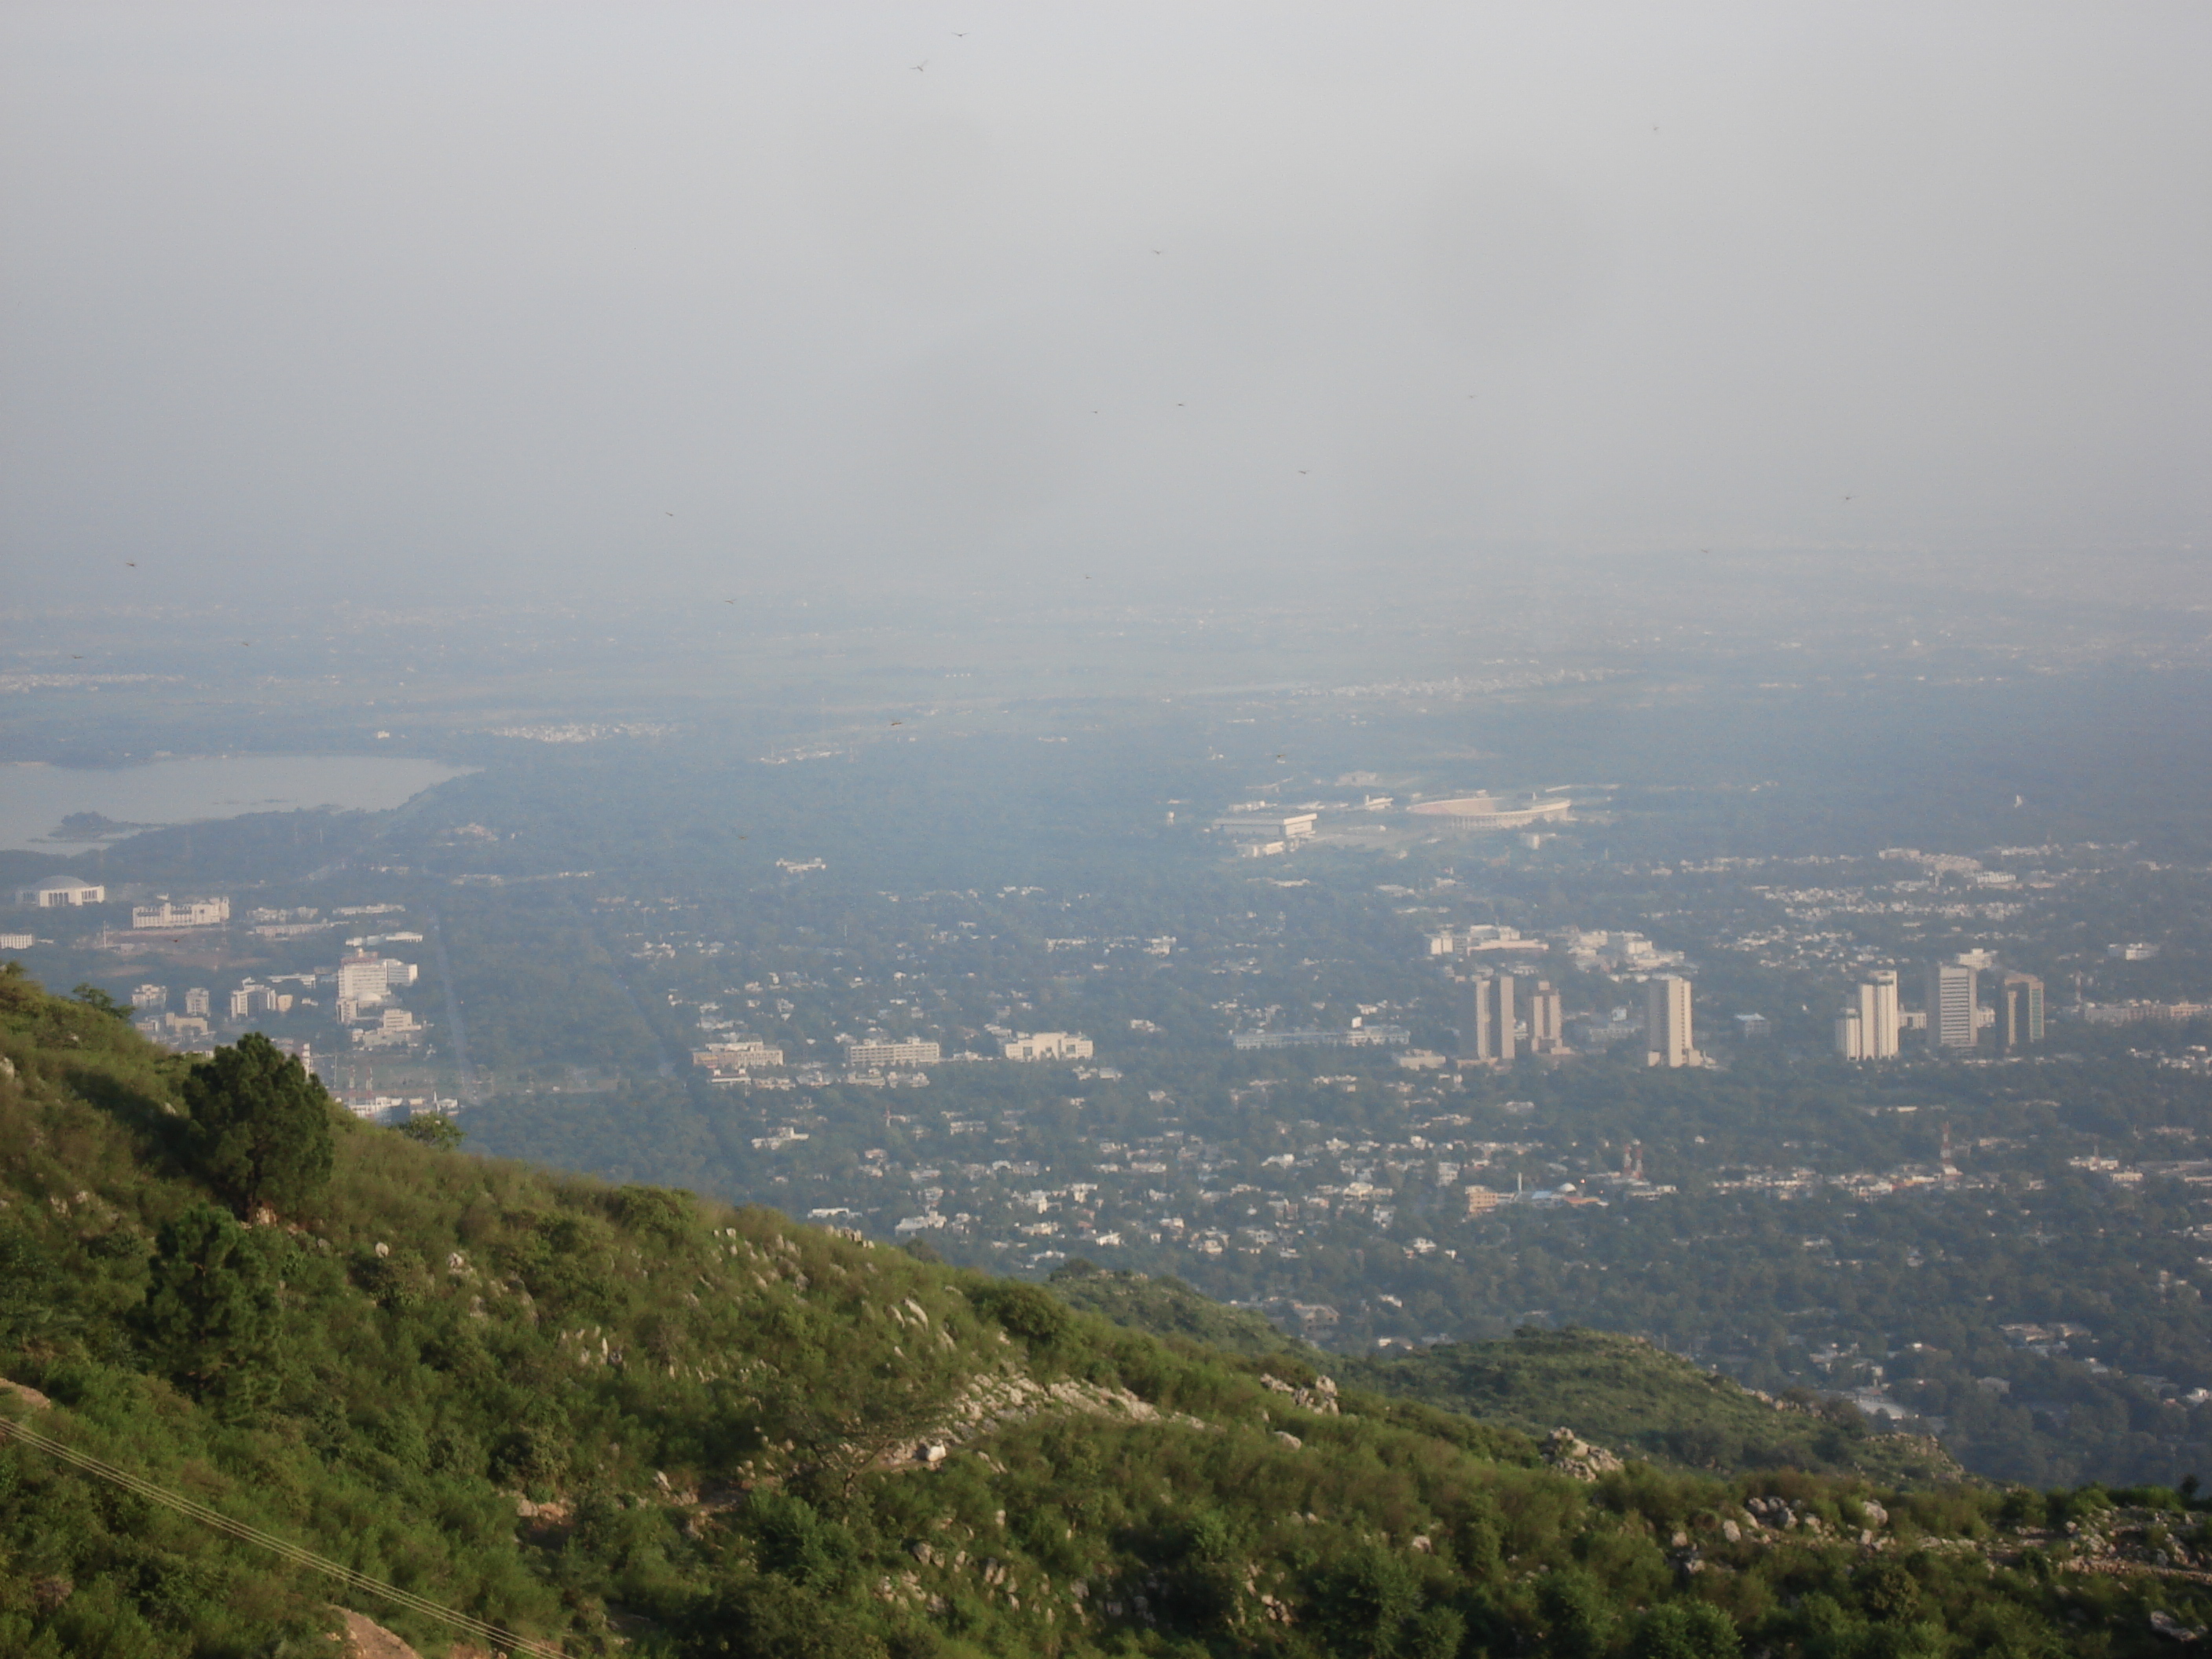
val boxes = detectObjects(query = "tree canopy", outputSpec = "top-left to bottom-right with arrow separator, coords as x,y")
181,1032 -> 336,1218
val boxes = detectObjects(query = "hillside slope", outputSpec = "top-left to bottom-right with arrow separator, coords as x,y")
1046,1266 -> 1960,1486
0,963 -> 2203,1657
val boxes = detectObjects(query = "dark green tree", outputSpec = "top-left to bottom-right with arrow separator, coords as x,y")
1536,1569 -> 1617,1659
394,1115 -> 466,1151
70,983 -> 130,1020
0,1219 -> 61,1343
1632,1602 -> 1741,1659
680,1573 -> 884,1658
182,1033 -> 336,1218
1319,1542 -> 1423,1657
134,1203 -> 282,1410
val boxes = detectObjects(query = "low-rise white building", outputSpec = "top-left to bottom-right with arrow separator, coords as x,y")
16,877 -> 104,907
131,896 -> 229,929
1002,1031 -> 1094,1062
844,1038 -> 941,1068
693,1040 -> 786,1079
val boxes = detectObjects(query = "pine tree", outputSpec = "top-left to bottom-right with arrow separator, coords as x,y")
182,1032 -> 336,1218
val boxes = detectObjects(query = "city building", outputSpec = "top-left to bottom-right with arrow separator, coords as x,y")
184,987 -> 211,1016
1569,1007 -> 1642,1047
1464,1188 -> 1506,1217
1862,969 -> 1901,1058
1213,811 -> 1318,848
15,877 -> 104,907
130,984 -> 167,1010
1427,925 -> 1546,958
1926,961 -> 1979,1049
1994,972 -> 2045,1052
1458,972 -> 1516,1064
130,896 -> 230,929
2082,1000 -> 2212,1026
1734,1013 -> 1771,1040
1646,975 -> 1697,1068
0,932 -> 34,951
1230,1026 -> 1409,1050
844,1038 -> 942,1068
1002,1031 -> 1095,1062
692,1040 -> 786,1071
1406,793 -> 1572,830
336,952 -> 392,1005
229,984 -> 294,1018
1524,981 -> 1565,1053
1837,969 -> 1901,1061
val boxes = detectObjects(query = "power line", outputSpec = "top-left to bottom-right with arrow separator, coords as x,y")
0,1415 -> 566,1657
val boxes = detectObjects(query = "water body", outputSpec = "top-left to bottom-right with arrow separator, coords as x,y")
1,754 -> 475,855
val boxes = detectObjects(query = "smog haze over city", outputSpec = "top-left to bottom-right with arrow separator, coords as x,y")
7,8 -> 2212,1652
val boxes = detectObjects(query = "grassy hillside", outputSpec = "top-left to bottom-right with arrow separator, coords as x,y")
1337,1330 -> 1963,1489
1,962 -> 2207,1657
1046,1267 -> 1958,1487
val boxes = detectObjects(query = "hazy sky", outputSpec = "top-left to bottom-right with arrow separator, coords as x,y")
4,2 -> 2207,609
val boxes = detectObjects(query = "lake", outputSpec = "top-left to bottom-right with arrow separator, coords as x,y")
1,754 -> 476,855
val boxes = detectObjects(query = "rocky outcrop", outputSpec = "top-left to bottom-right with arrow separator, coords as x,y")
1541,1427 -> 1624,1480
878,1368 -> 1205,1470
335,1610 -> 420,1659
1258,1372 -> 1342,1415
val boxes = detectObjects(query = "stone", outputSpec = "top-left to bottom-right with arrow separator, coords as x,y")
335,1610 -> 421,1659
0,1377 -> 53,1412
1541,1426 -> 1624,1481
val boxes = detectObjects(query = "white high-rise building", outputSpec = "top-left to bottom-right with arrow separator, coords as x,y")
336,952 -> 390,1005
1864,969 -> 1900,1058
1839,969 -> 1903,1061
1646,976 -> 1697,1067
1926,961 -> 1979,1049
1459,973 -> 1516,1064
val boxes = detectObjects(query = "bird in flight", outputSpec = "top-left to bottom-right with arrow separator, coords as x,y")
913,60 -> 927,71
1152,248 -> 1163,255
891,720 -> 903,727
126,560 -> 137,566
952,31 -> 966,37
1298,468 -> 1308,475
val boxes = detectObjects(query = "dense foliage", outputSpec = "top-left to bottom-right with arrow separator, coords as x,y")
5,962 -> 2212,1657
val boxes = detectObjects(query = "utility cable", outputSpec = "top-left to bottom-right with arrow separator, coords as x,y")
0,1413 -> 566,1657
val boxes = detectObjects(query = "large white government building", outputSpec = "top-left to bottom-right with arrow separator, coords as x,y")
1406,793 -> 1571,831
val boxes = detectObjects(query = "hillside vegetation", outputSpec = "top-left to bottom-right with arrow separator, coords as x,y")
1046,1268 -> 1960,1487
1,962 -> 2207,1657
